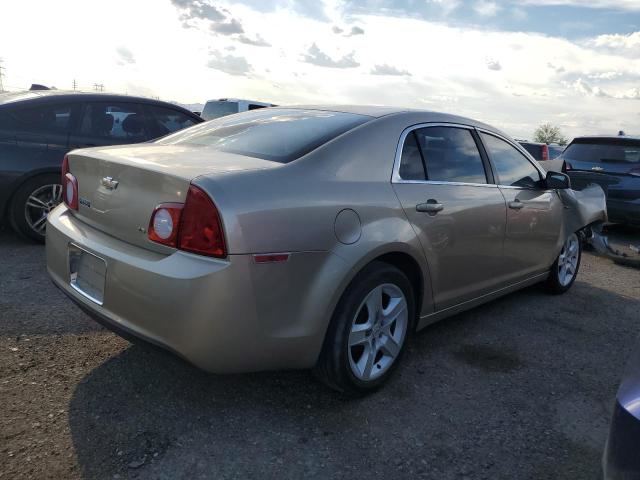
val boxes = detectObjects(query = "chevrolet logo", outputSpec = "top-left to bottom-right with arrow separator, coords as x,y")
101,176 -> 119,190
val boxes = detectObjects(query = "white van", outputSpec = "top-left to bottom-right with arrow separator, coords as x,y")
201,98 -> 275,121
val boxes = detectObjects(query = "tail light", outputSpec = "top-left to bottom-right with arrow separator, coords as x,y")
148,184 -> 226,258
565,162 -> 572,171
61,156 -> 79,210
628,167 -> 640,177
541,144 -> 549,161
148,203 -> 183,247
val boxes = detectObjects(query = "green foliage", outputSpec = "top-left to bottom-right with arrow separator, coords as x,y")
533,123 -> 568,146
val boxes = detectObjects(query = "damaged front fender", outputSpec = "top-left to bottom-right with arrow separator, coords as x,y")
558,184 -> 608,235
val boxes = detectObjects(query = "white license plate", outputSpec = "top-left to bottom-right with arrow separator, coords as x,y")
68,244 -> 106,305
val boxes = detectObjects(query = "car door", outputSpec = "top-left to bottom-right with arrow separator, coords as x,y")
392,124 -> 507,310
479,131 -> 563,281
69,102 -> 149,149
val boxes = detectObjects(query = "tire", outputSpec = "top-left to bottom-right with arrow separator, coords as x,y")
546,232 -> 582,294
9,174 -> 62,243
314,261 -> 416,396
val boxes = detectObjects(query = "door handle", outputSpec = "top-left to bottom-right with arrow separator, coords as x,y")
508,200 -> 525,210
416,200 -> 443,215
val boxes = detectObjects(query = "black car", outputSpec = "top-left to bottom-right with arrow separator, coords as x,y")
517,140 -> 564,161
560,136 -> 640,226
0,91 -> 203,241
603,336 -> 640,479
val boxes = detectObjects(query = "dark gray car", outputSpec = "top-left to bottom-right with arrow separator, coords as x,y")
561,136 -> 640,225
0,90 -> 203,241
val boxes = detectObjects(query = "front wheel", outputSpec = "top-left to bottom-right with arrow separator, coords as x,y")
314,261 -> 415,395
546,232 -> 581,294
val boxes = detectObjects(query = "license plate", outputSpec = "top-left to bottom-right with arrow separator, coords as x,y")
68,244 -> 106,305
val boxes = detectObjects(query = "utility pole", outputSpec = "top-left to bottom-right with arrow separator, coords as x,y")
72,79 -> 77,91
0,59 -> 5,93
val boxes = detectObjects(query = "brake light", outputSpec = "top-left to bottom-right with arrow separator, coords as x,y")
542,144 -> 549,161
178,185 -> 226,257
565,162 -> 572,171
147,185 -> 226,258
148,203 -> 183,247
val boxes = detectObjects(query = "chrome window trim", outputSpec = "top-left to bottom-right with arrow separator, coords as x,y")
391,122 -> 496,187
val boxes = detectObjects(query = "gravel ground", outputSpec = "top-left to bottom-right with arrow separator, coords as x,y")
1,226 -> 639,480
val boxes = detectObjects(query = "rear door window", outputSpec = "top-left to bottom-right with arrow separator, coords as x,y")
144,105 -> 198,139
481,133 -> 542,188
401,126 -> 487,184
80,103 -> 148,141
159,108 -> 370,163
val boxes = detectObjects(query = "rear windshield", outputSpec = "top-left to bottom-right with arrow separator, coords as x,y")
563,139 -> 640,164
201,101 -> 239,120
158,108 -> 371,163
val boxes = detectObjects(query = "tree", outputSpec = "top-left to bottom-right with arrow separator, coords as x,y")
533,123 -> 568,146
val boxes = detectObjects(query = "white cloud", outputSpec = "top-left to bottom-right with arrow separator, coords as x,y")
371,64 -> 410,76
115,46 -> 135,65
207,51 -> 253,76
301,43 -> 359,68
486,58 -> 502,71
518,0 -> 640,10
473,1 -> 500,17
588,31 -> 640,56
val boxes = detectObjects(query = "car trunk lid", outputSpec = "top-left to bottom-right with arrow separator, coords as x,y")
66,143 -> 278,252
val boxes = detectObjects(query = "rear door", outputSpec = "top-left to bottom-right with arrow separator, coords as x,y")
479,131 -> 562,280
392,124 -> 507,310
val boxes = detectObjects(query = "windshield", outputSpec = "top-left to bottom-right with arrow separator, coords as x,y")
201,101 -> 239,120
563,140 -> 640,164
158,108 -> 371,163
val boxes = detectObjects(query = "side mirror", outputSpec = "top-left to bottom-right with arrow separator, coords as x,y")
546,171 -> 571,190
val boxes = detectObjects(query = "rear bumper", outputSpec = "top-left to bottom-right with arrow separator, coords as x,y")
46,205 -> 348,373
603,401 -> 640,480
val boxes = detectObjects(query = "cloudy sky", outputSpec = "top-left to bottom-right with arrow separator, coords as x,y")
0,0 -> 638,139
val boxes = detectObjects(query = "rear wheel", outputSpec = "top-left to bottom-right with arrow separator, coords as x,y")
9,174 -> 62,243
546,232 -> 581,294
314,261 -> 415,395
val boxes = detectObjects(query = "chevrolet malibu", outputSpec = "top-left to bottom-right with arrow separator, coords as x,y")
46,106 -> 606,394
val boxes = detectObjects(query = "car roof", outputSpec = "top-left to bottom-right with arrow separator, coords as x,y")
0,90 -> 198,115
572,135 -> 640,142
271,104 -> 507,135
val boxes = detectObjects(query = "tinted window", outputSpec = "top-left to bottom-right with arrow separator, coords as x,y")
201,101 -> 239,120
145,105 -> 198,138
413,127 -> 487,184
158,109 -> 370,163
563,141 -> 640,164
80,103 -> 147,141
482,133 -> 542,188
548,145 -> 564,159
10,103 -> 73,132
399,132 -> 426,180
520,143 -> 542,160
248,104 -> 267,111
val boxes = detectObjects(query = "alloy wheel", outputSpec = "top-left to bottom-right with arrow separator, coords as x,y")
348,283 -> 408,381
24,183 -> 62,236
558,233 -> 579,286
